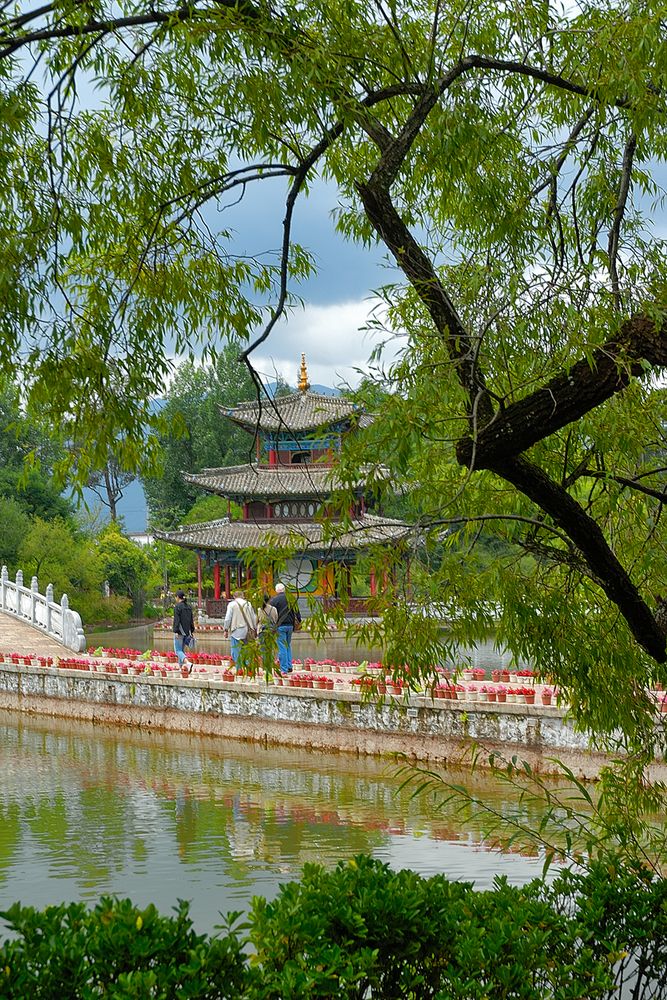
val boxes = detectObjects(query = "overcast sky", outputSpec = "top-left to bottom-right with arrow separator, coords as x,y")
210,174 -> 403,391
210,156 -> 667,392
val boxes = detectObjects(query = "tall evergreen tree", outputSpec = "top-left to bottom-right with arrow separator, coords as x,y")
142,347 -> 257,524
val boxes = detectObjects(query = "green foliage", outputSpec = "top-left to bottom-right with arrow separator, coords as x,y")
0,468 -> 73,523
0,498 -> 30,572
182,496 -> 234,526
4,856 -> 667,998
77,593 -> 133,627
96,523 -> 156,617
143,349 -> 256,523
0,897 -> 246,999
17,517 -> 104,615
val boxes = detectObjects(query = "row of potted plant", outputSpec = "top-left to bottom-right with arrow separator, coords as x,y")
0,652 -> 54,667
279,673 -> 336,690
434,683 -> 558,705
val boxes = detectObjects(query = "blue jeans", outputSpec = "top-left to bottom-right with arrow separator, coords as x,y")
277,625 -> 293,673
173,635 -> 188,666
230,636 -> 244,669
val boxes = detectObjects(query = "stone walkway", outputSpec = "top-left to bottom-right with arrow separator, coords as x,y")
0,612 -> 66,656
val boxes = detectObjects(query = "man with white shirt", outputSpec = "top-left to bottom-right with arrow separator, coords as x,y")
223,590 -> 257,671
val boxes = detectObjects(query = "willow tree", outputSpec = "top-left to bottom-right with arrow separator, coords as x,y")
1,0 -> 666,747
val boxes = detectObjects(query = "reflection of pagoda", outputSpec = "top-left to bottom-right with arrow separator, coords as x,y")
157,356 -> 410,616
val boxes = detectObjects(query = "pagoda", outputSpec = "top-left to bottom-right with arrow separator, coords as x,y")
156,356 -> 410,616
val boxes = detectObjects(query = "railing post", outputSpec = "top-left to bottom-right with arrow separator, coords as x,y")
60,593 -> 86,653
15,569 -> 23,617
46,583 -> 54,636
31,575 -> 38,625
1,565 -> 7,612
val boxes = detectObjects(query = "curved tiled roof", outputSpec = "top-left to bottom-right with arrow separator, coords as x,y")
183,463 -> 374,499
155,513 -> 411,556
225,390 -> 363,433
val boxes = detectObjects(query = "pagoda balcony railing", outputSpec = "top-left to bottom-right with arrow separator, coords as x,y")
320,596 -> 380,617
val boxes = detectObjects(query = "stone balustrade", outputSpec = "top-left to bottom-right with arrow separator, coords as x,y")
0,567 -> 86,652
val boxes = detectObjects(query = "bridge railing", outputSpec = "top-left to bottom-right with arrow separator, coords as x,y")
0,567 -> 86,652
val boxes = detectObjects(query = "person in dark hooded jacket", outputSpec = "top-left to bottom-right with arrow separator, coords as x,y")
173,591 -> 195,674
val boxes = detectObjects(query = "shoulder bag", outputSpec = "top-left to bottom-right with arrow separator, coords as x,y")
238,602 -> 257,641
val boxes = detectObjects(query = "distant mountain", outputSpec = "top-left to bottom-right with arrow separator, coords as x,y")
264,382 -> 340,398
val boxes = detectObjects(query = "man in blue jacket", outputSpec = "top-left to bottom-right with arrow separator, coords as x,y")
269,583 -> 302,674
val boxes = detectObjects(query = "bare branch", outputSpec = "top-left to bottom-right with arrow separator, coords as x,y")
608,133 -> 637,311
582,468 -> 667,505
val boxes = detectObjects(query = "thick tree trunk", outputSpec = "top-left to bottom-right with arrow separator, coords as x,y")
456,316 -> 665,469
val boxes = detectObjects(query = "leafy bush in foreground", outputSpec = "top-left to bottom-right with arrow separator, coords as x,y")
1,855 -> 666,998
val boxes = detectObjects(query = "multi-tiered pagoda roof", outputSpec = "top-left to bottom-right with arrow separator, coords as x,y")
156,355 -> 410,606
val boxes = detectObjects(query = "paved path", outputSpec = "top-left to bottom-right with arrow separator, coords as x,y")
0,611 -> 67,656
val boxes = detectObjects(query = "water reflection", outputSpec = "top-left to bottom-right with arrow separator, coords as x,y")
0,712 -> 550,932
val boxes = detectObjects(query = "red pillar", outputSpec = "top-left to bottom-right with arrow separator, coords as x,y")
224,565 -> 231,598
369,566 -> 377,597
197,554 -> 203,609
213,562 -> 221,600
269,448 -> 277,466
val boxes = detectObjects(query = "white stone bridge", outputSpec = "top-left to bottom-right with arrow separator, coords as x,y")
0,567 -> 86,654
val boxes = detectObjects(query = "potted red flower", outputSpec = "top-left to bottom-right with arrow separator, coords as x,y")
523,687 -> 536,705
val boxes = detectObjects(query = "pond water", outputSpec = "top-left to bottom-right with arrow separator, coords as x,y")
0,711 -> 551,935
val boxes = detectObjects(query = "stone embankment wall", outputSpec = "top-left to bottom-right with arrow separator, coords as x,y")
0,662 -> 615,777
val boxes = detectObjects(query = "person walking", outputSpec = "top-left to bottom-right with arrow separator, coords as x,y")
257,593 -> 278,672
173,590 -> 195,674
269,582 -> 302,674
223,589 -> 258,671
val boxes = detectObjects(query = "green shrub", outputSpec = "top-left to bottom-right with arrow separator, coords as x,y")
0,898 -> 246,999
76,593 -> 133,627
246,856 -> 615,999
2,856 -> 667,999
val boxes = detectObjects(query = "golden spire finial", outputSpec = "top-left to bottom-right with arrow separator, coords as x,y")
298,353 -> 310,392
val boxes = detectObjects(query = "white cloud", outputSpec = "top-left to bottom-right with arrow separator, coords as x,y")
251,298 -> 404,390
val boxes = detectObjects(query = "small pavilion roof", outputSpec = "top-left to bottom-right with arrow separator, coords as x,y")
155,513 -> 411,556
225,389 -> 369,434
183,463 -> 377,500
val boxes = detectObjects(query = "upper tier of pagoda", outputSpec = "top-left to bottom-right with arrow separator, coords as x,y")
226,354 -> 370,436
